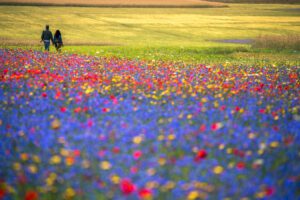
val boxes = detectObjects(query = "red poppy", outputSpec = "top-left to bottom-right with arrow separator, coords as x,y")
98,150 -> 105,157
60,107 -> 67,112
0,188 -> 6,200
120,179 -> 135,195
220,105 -> 226,111
130,166 -> 138,174
283,136 -> 294,146
73,149 -> 81,157
83,107 -> 89,112
236,161 -> 246,170
273,126 -> 279,131
211,123 -> 218,131
18,174 -> 27,185
41,92 -> 47,98
133,150 -> 142,160
55,91 -> 61,99
199,124 -> 206,132
211,122 -> 222,131
87,120 -> 93,127
264,186 -> 275,196
259,109 -> 265,114
24,190 -> 38,200
102,108 -> 109,113
5,124 -> 11,130
74,107 -> 81,113
138,188 -> 152,199
112,147 -> 120,154
232,149 -> 245,158
194,149 -> 207,162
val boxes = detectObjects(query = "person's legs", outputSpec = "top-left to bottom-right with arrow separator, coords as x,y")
57,43 -> 62,52
54,43 -> 62,52
44,41 -> 50,51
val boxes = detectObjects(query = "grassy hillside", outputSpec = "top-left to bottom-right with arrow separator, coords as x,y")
0,4 -> 299,47
0,3 -> 299,63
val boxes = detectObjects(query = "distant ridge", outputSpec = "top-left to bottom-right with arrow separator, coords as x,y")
0,0 -> 226,8
206,0 -> 299,3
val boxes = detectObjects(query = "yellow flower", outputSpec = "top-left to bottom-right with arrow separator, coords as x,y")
51,118 -> 61,130
270,141 -> 279,148
20,153 -> 29,161
213,101 -> 219,108
258,149 -> 264,155
248,133 -> 256,139
13,162 -> 21,171
60,148 -> 70,157
110,174 -> 120,184
100,161 -> 111,170
49,173 -> 57,180
157,135 -> 164,141
187,114 -> 193,119
50,155 -> 61,164
255,191 -> 265,199
187,190 -> 199,200
218,144 -> 225,150
201,97 -> 208,103
32,155 -> 41,163
81,160 -> 90,169
46,178 -> 54,186
28,164 -> 38,174
147,168 -> 156,176
253,159 -> 264,166
164,181 -> 176,190
228,162 -> 235,169
168,134 -> 176,141
158,157 -> 166,166
226,148 -> 232,154
146,181 -> 159,189
133,135 -> 143,144
213,166 -> 224,174
85,86 -> 94,95
65,156 -> 75,166
64,187 -> 76,199
5,184 -> 15,193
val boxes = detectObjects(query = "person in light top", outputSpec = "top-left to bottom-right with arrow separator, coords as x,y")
41,25 -> 53,51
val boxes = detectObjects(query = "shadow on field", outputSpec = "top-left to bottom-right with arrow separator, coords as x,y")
0,38 -> 122,47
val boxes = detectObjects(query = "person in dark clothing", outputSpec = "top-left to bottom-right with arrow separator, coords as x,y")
53,30 -> 63,52
41,25 -> 53,51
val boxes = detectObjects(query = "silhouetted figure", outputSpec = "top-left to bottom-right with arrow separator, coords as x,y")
41,25 -> 53,51
54,30 -> 63,52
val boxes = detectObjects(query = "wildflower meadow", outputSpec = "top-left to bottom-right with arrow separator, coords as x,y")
0,48 -> 299,199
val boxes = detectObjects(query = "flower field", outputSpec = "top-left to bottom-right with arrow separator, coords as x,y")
0,48 -> 299,199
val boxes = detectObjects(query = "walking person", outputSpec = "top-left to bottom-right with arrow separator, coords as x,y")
53,30 -> 63,52
41,25 -> 53,51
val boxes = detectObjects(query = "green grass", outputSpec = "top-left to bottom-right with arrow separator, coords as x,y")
5,45 -> 299,65
0,4 -> 299,63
